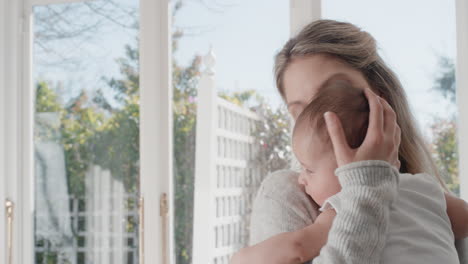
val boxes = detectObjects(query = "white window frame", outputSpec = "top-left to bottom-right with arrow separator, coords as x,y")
140,0 -> 173,263
289,0 -> 321,37
1,0 -> 465,262
0,0 -> 173,263
456,0 -> 468,200
0,1 -> 28,263
0,0 -> 7,262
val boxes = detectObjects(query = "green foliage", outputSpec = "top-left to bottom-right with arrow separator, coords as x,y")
433,56 -> 456,103
35,9 -> 203,263
430,118 -> 459,195
172,56 -> 201,264
251,98 -> 292,174
430,55 -> 459,195
36,82 -> 63,113
35,43 -> 140,197
220,91 -> 293,173
219,89 -> 257,107
172,74 -> 292,264
34,40 -> 141,263
96,44 -> 141,193
34,3 -> 293,263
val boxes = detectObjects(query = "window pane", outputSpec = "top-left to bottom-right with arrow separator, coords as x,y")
171,1 -> 290,263
323,0 -> 459,194
33,0 -> 140,263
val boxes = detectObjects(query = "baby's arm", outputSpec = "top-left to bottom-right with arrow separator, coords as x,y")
231,209 -> 335,264
445,192 -> 468,239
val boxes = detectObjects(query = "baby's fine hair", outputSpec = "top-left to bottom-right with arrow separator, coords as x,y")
293,80 -> 370,149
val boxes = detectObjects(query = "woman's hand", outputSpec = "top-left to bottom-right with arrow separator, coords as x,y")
324,88 -> 401,169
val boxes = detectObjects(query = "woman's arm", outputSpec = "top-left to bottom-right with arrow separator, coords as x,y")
312,160 -> 399,264
311,89 -> 400,263
445,192 -> 468,239
232,210 -> 335,264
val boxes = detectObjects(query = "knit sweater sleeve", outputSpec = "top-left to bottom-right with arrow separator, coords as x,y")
312,160 -> 399,264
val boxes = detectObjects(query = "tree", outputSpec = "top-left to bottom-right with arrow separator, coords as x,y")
431,56 -> 459,195
172,55 -> 201,264
34,1 -> 295,263
433,56 -> 456,102
34,0 -> 137,68
220,90 -> 293,173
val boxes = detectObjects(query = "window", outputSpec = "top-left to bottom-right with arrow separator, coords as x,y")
33,1 -> 141,263
171,1 -> 291,263
1,0 -> 169,263
323,0 -> 460,195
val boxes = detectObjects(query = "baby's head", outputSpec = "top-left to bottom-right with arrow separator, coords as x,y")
292,80 -> 369,205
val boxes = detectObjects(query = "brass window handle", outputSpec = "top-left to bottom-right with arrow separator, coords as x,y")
160,193 -> 169,264
139,193 -> 169,264
139,196 -> 145,264
5,199 -> 14,264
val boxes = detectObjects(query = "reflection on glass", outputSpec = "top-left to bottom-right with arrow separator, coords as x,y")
33,0 -> 140,263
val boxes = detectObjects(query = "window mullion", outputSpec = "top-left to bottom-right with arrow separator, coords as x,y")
456,0 -> 468,200
139,0 -> 173,263
289,0 -> 321,37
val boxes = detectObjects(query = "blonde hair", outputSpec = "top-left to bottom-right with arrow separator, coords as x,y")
274,19 -> 447,190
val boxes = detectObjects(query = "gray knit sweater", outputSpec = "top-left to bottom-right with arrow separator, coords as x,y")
249,160 -> 468,263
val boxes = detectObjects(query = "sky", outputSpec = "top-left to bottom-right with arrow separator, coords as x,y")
33,0 -> 139,107
173,0 -> 457,136
33,0 -> 457,137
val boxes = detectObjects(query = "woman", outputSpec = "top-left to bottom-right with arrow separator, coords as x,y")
246,19 -> 467,263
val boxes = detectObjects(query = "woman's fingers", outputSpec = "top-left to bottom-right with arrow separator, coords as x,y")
394,124 -> 401,169
324,111 -> 351,166
380,98 -> 397,132
380,97 -> 401,170
380,97 -> 400,149
395,159 -> 401,170
364,88 -> 384,134
395,124 -> 401,148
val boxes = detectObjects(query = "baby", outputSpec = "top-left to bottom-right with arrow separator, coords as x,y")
233,80 -> 468,263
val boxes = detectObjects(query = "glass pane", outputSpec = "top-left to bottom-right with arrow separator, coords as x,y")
323,0 -> 459,195
33,0 -> 140,263
171,1 -> 290,264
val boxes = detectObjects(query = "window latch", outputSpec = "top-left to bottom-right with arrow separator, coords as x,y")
160,193 -> 169,264
5,199 -> 14,264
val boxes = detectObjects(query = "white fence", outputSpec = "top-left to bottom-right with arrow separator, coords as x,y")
83,166 -> 139,264
34,165 -> 139,264
192,48 -> 263,264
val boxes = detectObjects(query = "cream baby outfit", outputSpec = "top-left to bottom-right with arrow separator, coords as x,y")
249,160 -> 466,263
321,170 -> 459,264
